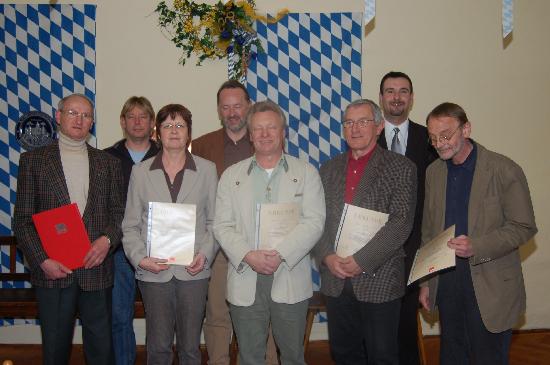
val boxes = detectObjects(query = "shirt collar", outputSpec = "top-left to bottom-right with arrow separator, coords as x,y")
384,119 -> 409,144
247,154 -> 289,175
150,149 -> 197,172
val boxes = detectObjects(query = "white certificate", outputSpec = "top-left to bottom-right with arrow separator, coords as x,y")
335,204 -> 389,257
255,202 -> 300,250
407,225 -> 456,285
147,202 -> 196,265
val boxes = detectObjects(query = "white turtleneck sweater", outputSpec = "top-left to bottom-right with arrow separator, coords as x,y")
58,132 -> 89,216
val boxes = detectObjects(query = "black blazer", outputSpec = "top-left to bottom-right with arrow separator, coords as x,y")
378,120 -> 437,278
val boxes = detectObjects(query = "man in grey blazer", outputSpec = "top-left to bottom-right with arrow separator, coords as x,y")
419,102 -> 537,364
313,99 -> 417,364
14,93 -> 125,365
214,100 -> 325,365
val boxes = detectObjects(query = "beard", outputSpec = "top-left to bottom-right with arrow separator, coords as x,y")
223,117 -> 247,133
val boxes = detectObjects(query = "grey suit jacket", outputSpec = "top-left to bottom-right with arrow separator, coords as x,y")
13,142 -> 125,290
422,142 -> 537,333
122,153 -> 218,282
313,146 -> 417,303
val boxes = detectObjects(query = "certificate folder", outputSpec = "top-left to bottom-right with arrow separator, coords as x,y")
255,203 -> 300,250
32,203 -> 91,270
407,225 -> 456,285
335,204 -> 389,257
147,202 -> 196,266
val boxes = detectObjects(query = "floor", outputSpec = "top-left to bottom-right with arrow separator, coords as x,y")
1,331 -> 549,364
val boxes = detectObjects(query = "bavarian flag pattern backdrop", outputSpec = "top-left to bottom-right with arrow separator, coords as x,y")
0,4 -> 96,326
246,12 -> 363,321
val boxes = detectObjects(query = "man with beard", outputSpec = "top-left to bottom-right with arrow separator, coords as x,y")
420,102 -> 537,365
105,96 -> 159,365
377,71 -> 436,364
192,80 -> 278,365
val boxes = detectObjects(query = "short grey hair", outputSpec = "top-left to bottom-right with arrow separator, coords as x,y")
58,93 -> 94,112
245,99 -> 287,130
344,99 -> 383,125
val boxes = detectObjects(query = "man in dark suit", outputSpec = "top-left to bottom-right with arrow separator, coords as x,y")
313,99 -> 417,364
14,93 -> 124,365
377,71 -> 436,365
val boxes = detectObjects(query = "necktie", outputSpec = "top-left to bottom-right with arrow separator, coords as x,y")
391,127 -> 403,155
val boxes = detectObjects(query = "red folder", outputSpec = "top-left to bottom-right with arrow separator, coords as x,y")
32,203 -> 91,270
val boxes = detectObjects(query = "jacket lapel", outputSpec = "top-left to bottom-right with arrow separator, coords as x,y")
46,143 -> 71,206
431,161 -> 448,233
353,147 -> 383,207
82,145 -> 99,221
468,145 -> 489,235
177,166 -> 198,203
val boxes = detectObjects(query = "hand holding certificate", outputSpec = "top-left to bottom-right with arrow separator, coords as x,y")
147,202 -> 196,265
407,225 -> 456,285
32,203 -> 91,270
255,202 -> 299,250
334,204 -> 389,257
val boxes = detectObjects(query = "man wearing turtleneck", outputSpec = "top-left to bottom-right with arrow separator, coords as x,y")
14,93 -> 125,365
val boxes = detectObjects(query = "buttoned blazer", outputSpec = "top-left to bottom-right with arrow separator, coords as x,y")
191,128 -> 226,178
122,154 -> 218,282
421,143 -> 537,333
313,146 -> 417,303
378,121 -> 436,277
213,154 -> 326,306
13,142 -> 125,290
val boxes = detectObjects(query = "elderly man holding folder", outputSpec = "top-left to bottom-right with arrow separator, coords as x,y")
214,100 -> 325,365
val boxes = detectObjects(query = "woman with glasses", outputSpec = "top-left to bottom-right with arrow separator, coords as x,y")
122,104 -> 218,365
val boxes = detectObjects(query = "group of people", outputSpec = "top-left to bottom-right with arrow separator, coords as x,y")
13,71 -> 537,365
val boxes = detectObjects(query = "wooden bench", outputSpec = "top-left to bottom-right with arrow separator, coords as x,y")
0,236 -> 145,319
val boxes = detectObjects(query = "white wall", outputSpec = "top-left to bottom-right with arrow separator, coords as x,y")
2,0 -> 549,342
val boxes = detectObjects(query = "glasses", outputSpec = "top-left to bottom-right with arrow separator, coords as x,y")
342,118 -> 375,129
161,123 -> 187,130
62,109 -> 93,121
428,125 -> 462,146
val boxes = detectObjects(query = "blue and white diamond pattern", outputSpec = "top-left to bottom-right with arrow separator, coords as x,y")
246,12 -> 362,320
0,4 -> 96,326
502,0 -> 513,38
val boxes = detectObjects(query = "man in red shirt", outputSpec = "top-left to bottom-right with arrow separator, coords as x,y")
313,99 -> 417,364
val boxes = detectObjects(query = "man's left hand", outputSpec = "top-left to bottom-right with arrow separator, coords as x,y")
341,255 -> 363,276
83,235 -> 110,269
448,235 -> 474,258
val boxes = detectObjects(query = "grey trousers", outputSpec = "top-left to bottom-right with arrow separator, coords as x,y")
230,274 -> 308,365
139,277 -> 208,365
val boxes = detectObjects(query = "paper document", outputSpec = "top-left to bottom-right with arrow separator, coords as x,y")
407,225 -> 456,285
255,202 -> 300,250
147,202 -> 196,265
32,203 -> 91,270
335,204 -> 389,257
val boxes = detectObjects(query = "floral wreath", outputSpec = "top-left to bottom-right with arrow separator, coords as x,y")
155,0 -> 288,81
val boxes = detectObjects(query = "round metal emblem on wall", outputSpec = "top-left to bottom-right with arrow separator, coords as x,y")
15,111 -> 57,151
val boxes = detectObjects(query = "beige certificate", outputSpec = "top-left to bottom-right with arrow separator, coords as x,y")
147,202 -> 196,265
255,202 -> 300,250
407,225 -> 456,285
335,204 -> 389,257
